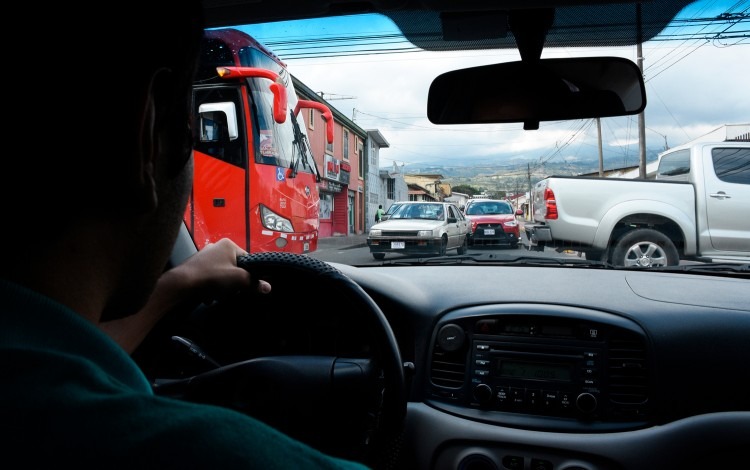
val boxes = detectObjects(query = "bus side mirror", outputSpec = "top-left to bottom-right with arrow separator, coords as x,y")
295,100 -> 335,144
269,83 -> 288,124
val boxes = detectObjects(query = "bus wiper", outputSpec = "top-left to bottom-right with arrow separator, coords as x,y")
382,254 -> 614,268
288,109 -> 321,181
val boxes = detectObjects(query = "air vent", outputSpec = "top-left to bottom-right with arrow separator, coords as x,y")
607,331 -> 650,410
430,346 -> 467,388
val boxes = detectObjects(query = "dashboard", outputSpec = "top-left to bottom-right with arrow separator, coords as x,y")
148,239 -> 750,470
330,263 -> 750,470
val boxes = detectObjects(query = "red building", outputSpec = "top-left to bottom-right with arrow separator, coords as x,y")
293,76 -> 368,238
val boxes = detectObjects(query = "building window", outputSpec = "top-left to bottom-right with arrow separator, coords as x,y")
326,132 -> 333,154
370,141 -> 377,165
308,108 -> 314,130
358,141 -> 364,178
343,129 -> 349,160
323,126 -> 336,155
387,178 -> 395,200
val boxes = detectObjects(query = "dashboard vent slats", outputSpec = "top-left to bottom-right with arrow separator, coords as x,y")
607,332 -> 650,409
430,348 -> 467,388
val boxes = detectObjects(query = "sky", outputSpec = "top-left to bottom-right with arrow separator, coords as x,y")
236,0 -> 749,172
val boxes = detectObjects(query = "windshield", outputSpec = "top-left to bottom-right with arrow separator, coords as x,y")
466,201 -> 513,216
192,0 -> 749,274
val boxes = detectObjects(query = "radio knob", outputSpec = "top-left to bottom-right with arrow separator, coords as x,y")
576,392 -> 598,413
437,324 -> 465,352
473,384 -> 493,405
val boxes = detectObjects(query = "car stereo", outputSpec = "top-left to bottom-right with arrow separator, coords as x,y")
428,307 -> 651,425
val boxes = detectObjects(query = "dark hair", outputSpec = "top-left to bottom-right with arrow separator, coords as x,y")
4,2 -> 205,236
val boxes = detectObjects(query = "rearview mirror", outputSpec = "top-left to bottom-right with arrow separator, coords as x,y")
427,57 -> 646,130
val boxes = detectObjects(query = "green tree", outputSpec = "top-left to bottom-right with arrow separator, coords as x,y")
452,184 -> 479,196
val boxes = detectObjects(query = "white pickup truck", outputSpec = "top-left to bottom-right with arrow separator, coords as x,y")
524,140 -> 750,267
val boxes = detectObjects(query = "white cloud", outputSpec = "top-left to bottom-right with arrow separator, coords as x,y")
242,7 -> 750,168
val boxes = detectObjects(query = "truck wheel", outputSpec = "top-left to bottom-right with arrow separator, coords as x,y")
611,229 -> 679,267
372,253 -> 386,260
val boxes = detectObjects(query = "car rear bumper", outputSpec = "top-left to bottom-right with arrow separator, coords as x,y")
469,228 -> 519,246
367,238 -> 443,255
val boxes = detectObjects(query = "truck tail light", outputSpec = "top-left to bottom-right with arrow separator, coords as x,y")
544,188 -> 558,219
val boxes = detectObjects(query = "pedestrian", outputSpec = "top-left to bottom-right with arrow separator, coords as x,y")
376,204 -> 385,223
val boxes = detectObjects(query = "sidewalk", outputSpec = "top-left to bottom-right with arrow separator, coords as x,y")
316,234 -> 368,252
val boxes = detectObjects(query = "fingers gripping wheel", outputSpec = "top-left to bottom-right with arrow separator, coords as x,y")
236,252 -> 407,465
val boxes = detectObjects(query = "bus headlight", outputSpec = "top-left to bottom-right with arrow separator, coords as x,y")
260,205 -> 294,232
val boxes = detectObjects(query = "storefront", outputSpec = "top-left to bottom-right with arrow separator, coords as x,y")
318,155 -> 350,237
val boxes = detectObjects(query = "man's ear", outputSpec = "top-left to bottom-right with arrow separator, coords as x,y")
136,70 -> 171,214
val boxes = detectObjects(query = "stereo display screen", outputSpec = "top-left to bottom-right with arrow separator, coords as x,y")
497,360 -> 572,382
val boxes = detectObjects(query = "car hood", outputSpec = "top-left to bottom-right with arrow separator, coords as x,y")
372,219 -> 446,231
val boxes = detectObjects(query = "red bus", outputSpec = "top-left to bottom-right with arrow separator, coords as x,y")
185,28 -> 333,253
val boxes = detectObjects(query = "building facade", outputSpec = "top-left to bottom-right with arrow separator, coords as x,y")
293,76 -> 406,237
294,77 -> 368,237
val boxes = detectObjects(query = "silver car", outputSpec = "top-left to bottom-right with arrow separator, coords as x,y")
367,201 -> 470,259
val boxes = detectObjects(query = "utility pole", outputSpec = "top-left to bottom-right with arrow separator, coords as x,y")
527,163 -> 532,219
597,117 -> 604,177
637,4 -> 647,179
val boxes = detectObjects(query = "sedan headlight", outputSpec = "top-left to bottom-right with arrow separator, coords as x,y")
260,204 -> 294,232
417,230 -> 433,237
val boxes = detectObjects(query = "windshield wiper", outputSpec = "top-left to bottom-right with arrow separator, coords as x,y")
381,254 -> 614,268
635,263 -> 750,277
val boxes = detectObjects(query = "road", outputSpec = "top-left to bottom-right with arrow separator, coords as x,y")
309,228 -> 584,265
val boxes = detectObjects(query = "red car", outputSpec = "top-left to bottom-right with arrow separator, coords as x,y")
464,199 -> 521,248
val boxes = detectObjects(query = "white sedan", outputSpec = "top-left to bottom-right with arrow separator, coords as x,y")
367,201 -> 470,260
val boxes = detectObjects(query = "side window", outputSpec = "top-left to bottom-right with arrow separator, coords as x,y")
712,147 -> 750,185
193,87 -> 246,168
657,149 -> 690,180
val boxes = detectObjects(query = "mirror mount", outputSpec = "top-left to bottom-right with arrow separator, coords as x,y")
509,8 -> 555,129
509,8 -> 555,63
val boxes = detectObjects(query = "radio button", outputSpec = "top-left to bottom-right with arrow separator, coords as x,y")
525,389 -> 541,410
583,378 -> 598,387
495,386 -> 510,407
475,359 -> 490,366
475,369 -> 490,376
472,383 -> 493,405
559,392 -> 573,410
510,388 -> 525,407
541,390 -> 559,410
576,392 -> 598,413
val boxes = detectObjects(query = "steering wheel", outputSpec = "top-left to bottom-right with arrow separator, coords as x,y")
147,252 -> 407,468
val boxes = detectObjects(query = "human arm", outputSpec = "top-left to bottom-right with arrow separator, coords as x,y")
100,238 -> 271,354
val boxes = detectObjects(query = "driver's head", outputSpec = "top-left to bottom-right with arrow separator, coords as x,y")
1,1 -> 206,320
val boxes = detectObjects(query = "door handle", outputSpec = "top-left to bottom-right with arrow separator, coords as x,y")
709,191 -> 731,200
